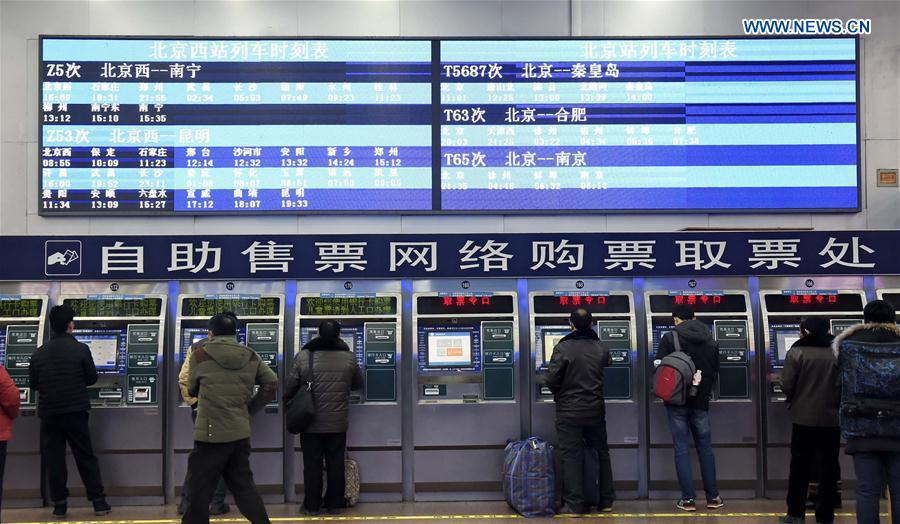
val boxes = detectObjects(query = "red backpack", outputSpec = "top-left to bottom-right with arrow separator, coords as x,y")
654,332 -> 697,405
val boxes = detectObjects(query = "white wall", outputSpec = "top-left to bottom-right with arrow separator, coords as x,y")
1,0 -> 897,236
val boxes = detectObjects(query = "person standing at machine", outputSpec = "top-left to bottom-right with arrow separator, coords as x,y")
833,300 -> 900,524
285,320 -> 363,516
655,305 -> 723,512
778,316 -> 840,524
176,314 -> 231,517
29,304 -> 110,519
181,312 -> 277,524
0,362 -> 21,520
546,308 -> 615,514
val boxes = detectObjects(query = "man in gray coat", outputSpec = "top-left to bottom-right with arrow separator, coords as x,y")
285,320 -> 363,516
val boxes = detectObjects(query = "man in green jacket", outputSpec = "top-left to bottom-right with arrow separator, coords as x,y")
182,313 -> 277,524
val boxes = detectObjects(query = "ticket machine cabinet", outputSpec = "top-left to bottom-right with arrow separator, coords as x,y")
171,288 -> 285,501
644,286 -> 757,498
760,284 -> 866,497
0,291 -> 48,505
60,284 -> 167,503
529,285 -> 640,497
294,286 -> 402,501
875,287 -> 900,317
412,281 -> 519,499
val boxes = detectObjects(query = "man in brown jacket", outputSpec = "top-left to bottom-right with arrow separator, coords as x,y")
285,320 -> 362,516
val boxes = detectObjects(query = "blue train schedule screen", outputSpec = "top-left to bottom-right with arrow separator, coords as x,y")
439,38 -> 860,212
40,38 -> 433,214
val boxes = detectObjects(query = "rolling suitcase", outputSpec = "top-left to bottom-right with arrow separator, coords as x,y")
322,456 -> 361,507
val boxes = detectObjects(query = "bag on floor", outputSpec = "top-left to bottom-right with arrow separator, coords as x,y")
343,457 -> 360,507
653,333 -> 697,405
322,457 -> 361,507
502,437 -> 556,517
839,337 -> 900,439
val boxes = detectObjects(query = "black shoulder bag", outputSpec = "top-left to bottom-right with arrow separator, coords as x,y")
286,350 -> 316,434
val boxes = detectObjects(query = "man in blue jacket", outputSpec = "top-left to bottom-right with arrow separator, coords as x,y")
834,300 -> 900,524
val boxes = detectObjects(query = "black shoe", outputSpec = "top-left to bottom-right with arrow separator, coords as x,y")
707,496 -> 724,510
778,516 -> 805,523
558,504 -> 585,515
327,507 -> 343,515
52,501 -> 67,519
209,502 -> 230,515
600,505 -> 613,513
177,498 -> 186,515
676,498 -> 697,512
93,498 -> 112,516
300,506 -> 320,516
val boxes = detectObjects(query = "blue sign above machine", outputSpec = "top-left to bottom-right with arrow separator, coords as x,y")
0,232 -> 892,281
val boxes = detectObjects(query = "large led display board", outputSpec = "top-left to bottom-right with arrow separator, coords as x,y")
439,37 -> 859,212
40,36 -> 859,215
40,37 -> 433,213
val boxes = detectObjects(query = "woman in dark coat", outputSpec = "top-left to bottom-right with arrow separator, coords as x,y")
285,320 -> 363,516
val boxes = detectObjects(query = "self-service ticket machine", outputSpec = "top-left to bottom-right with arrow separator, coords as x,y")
528,279 -> 641,497
59,283 -> 167,503
875,282 -> 900,319
644,280 -> 757,498
760,278 -> 866,497
170,285 -> 285,501
411,280 -> 519,499
294,283 -> 402,501
0,287 -> 48,505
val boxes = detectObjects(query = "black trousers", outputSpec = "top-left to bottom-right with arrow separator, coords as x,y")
179,410 -> 227,509
40,412 -> 106,502
182,439 -> 269,524
787,424 -> 840,523
556,417 -> 615,512
300,432 -> 347,512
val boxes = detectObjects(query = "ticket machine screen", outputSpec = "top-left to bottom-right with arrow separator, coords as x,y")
77,334 -> 119,370
774,330 -> 801,363
191,332 -> 207,346
74,330 -> 125,373
426,331 -> 473,368
542,329 -> 569,364
300,326 -> 363,366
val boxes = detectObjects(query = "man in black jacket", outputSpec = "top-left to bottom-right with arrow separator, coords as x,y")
546,308 -> 614,514
29,305 -> 110,519
655,305 -> 722,512
285,320 -> 363,516
834,300 -> 900,524
778,316 -> 839,524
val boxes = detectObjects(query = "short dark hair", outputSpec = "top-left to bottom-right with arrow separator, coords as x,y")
570,308 -> 593,330
48,304 -> 75,334
672,305 -> 695,321
864,300 -> 896,324
319,320 -> 342,339
800,316 -> 830,336
209,311 -> 238,336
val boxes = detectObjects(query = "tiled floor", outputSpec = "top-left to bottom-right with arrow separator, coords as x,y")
2,499 -> 884,524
